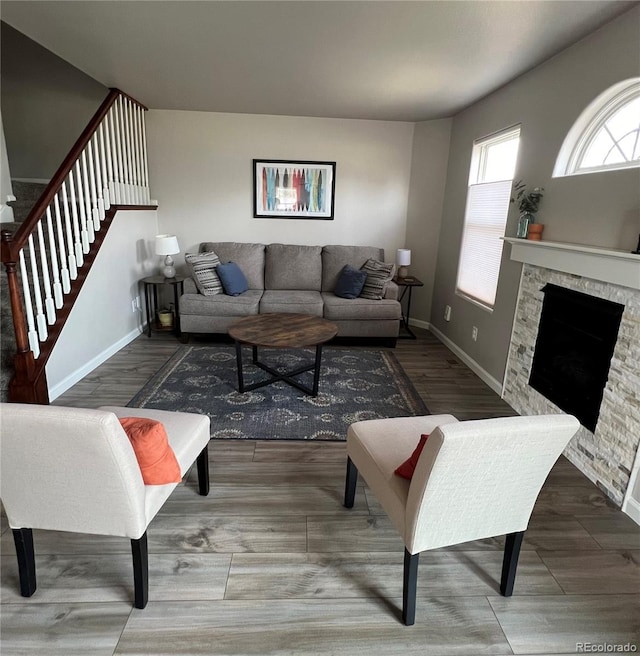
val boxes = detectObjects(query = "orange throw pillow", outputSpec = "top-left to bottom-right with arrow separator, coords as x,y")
394,434 -> 430,480
119,417 -> 182,485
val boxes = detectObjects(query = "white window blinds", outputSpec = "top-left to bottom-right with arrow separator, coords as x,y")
456,179 -> 512,307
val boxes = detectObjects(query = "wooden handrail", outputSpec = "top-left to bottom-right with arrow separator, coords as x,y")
2,86 -> 151,404
3,88 -> 146,261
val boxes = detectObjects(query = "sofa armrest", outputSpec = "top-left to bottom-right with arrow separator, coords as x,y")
183,277 -> 198,294
384,281 -> 399,301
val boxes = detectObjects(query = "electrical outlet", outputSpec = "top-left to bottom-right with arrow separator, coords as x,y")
135,295 -> 141,311
131,299 -> 137,313
444,305 -> 451,322
472,326 -> 478,341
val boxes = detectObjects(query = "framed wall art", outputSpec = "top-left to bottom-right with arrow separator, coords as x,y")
253,159 -> 336,220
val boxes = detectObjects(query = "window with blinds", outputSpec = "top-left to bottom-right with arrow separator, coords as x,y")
456,126 -> 520,309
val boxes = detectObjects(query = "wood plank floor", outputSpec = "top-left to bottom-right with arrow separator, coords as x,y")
2,328 -> 638,655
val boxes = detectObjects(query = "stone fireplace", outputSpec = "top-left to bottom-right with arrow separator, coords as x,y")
503,239 -> 640,509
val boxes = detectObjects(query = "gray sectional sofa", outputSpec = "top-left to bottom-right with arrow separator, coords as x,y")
179,242 -> 402,343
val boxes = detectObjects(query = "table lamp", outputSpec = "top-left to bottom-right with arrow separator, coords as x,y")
155,234 -> 180,278
397,249 -> 411,279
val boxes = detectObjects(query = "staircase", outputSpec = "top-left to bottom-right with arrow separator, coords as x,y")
1,88 -> 154,404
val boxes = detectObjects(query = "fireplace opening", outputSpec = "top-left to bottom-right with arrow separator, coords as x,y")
529,284 -> 624,432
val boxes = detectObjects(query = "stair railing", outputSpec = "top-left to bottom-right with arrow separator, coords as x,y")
1,88 -> 153,403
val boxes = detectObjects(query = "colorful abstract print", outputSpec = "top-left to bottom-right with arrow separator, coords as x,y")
261,167 -> 328,214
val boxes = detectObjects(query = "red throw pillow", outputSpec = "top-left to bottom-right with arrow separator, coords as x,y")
394,434 -> 430,480
119,417 -> 182,485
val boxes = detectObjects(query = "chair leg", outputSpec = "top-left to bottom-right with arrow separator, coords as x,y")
500,530 -> 525,596
344,457 -> 358,508
131,532 -> 149,609
196,444 -> 210,496
12,528 -> 36,597
402,549 -> 419,626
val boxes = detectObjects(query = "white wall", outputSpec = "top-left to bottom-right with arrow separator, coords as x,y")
431,6 -> 640,385
46,210 -> 158,399
146,110 -> 415,265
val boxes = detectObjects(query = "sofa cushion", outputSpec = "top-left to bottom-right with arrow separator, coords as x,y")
184,251 -> 223,296
322,293 -> 402,321
334,265 -> 367,299
217,261 -> 249,296
200,242 -> 265,289
180,290 -> 262,317
265,244 -> 322,291
359,258 -> 396,300
260,290 -> 324,316
321,245 -> 385,292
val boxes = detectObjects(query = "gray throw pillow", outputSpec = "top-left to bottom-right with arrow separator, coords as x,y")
359,258 -> 395,300
185,251 -> 223,296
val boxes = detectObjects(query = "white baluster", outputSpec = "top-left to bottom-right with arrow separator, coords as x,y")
80,150 -> 96,237
140,108 -> 151,203
119,96 -> 131,204
99,122 -> 110,210
111,104 -> 125,204
100,119 -> 115,209
53,197 -> 71,293
137,105 -> 147,204
87,139 -> 100,228
36,220 -> 56,324
131,102 -> 142,204
55,193 -> 77,281
45,207 -> 63,308
18,249 -> 40,358
27,234 -> 47,341
92,134 -> 105,219
61,179 -> 83,268
125,99 -> 139,204
69,161 -> 89,254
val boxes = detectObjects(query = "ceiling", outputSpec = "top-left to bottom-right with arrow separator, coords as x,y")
2,1 -> 636,122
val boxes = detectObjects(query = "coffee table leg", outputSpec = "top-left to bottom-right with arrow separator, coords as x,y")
235,341 -> 245,393
252,345 -> 258,363
312,344 -> 323,396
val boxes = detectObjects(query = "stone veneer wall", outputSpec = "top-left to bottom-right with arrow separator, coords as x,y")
503,264 -> 640,506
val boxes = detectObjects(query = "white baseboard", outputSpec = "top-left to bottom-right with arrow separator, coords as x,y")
428,324 -> 504,395
622,496 -> 640,526
11,177 -> 51,185
47,327 -> 144,400
408,318 -> 431,331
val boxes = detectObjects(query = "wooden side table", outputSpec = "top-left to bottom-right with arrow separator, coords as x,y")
141,274 -> 186,337
393,276 -> 424,339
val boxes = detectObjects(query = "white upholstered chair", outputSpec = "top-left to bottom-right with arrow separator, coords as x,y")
344,413 -> 580,625
0,403 -> 211,609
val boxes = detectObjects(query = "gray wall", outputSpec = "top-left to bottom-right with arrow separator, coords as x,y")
0,22 -> 107,180
404,118 -> 452,324
431,6 -> 640,385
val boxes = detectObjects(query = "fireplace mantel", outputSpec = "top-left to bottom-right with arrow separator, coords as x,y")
503,238 -> 640,290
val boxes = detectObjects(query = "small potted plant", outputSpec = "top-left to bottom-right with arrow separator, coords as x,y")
157,305 -> 174,329
512,180 -> 545,239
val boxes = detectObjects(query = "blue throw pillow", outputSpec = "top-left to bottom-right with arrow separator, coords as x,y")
334,264 -> 367,299
216,261 -> 249,296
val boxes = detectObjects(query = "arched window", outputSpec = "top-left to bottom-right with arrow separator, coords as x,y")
553,78 -> 640,177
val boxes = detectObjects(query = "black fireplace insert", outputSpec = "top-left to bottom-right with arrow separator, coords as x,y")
529,284 -> 623,432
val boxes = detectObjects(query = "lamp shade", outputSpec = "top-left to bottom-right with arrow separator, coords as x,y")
155,234 -> 180,256
397,249 -> 411,266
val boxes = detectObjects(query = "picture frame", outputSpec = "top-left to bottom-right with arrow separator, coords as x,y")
253,159 -> 336,220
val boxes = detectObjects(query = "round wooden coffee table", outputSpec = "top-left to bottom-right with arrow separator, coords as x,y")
228,313 -> 338,397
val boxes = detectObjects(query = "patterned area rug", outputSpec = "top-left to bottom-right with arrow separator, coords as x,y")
128,345 -> 428,441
